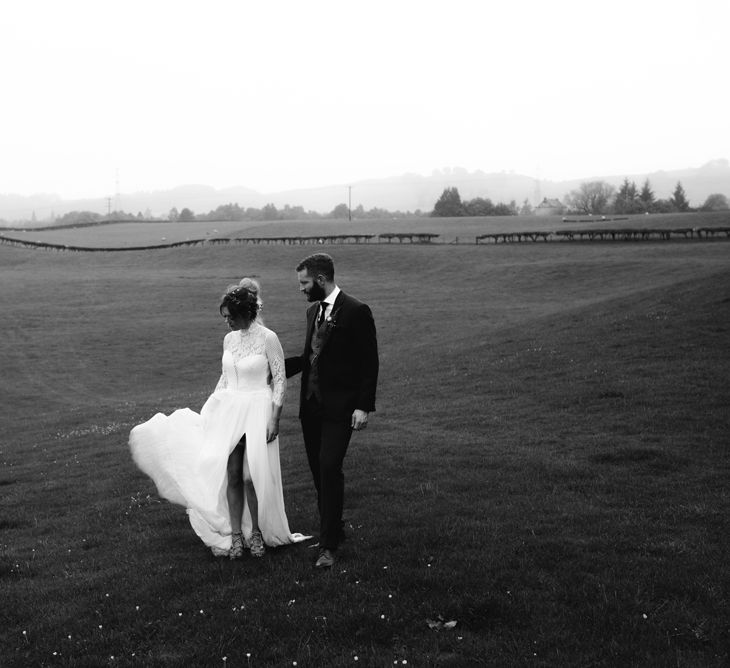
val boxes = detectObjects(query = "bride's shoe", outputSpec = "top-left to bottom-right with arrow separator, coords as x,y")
249,529 -> 265,557
230,532 -> 244,560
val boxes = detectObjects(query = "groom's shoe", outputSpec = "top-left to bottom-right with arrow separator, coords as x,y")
315,548 -> 336,569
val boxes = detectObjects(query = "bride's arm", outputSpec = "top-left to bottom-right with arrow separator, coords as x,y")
214,332 -> 229,392
264,329 -> 286,442
264,329 -> 287,406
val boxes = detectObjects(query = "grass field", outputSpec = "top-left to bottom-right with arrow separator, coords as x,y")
1,237 -> 728,666
2,211 -> 729,248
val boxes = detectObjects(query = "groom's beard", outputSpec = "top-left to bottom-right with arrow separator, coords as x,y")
307,282 -> 326,302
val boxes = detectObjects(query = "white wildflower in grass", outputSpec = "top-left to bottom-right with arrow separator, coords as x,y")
427,617 -> 457,631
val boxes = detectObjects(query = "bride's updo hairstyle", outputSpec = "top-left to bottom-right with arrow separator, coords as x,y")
238,277 -> 263,310
220,284 -> 260,323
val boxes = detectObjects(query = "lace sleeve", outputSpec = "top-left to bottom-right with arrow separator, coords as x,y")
264,328 -> 287,406
214,333 -> 229,392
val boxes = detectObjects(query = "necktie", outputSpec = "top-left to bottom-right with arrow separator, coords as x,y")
317,301 -> 327,327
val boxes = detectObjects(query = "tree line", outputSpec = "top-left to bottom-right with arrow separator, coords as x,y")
10,180 -> 729,227
563,179 -> 700,215
430,187 -> 522,217
170,202 -> 424,222
430,180 -> 729,217
40,202 -> 425,226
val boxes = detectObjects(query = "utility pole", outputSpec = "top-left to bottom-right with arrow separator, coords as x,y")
115,168 -> 121,213
348,185 -> 352,221
105,197 -> 112,217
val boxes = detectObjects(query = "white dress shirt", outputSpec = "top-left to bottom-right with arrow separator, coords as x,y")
320,285 -> 340,322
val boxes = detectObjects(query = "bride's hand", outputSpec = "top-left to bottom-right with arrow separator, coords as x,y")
266,417 -> 280,443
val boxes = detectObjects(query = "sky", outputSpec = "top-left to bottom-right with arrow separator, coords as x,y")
2,0 -> 728,200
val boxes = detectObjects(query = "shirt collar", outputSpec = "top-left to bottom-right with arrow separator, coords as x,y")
324,285 -> 340,306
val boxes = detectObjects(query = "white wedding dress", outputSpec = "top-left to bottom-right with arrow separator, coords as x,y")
129,321 -> 309,554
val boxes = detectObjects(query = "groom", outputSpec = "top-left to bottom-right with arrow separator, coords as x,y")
286,253 -> 379,568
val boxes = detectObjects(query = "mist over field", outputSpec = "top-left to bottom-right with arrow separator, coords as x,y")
2,160 -> 729,223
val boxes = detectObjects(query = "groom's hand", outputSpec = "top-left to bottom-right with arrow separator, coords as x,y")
351,409 -> 369,431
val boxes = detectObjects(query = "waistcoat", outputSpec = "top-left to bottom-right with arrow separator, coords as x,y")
306,318 -> 327,401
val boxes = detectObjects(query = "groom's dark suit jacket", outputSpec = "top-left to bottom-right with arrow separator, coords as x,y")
286,291 -> 378,421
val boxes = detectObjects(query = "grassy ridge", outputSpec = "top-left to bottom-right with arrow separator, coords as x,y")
1,241 -> 728,666
3,211 -> 729,247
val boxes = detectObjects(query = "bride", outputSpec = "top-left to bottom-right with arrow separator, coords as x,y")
129,279 -> 309,558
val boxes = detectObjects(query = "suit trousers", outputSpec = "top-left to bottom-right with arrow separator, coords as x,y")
301,395 -> 353,550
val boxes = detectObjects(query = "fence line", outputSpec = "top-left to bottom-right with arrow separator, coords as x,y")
2,227 -> 729,252
476,227 -> 730,243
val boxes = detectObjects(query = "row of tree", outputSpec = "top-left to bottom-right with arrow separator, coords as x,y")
563,179 -> 729,215
431,187 -> 520,217
171,202 -> 423,222
431,180 -> 730,217
14,181 -> 729,227
46,202 -> 424,226
564,179 -> 688,215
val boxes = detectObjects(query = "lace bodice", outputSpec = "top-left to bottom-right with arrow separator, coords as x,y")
214,322 -> 286,406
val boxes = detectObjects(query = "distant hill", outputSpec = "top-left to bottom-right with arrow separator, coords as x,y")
2,160 -> 728,224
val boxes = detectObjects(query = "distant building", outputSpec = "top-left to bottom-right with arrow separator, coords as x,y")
534,197 -> 565,216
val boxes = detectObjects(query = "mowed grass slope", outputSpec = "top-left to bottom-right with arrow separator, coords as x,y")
3,211 -> 729,247
0,241 -> 728,666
